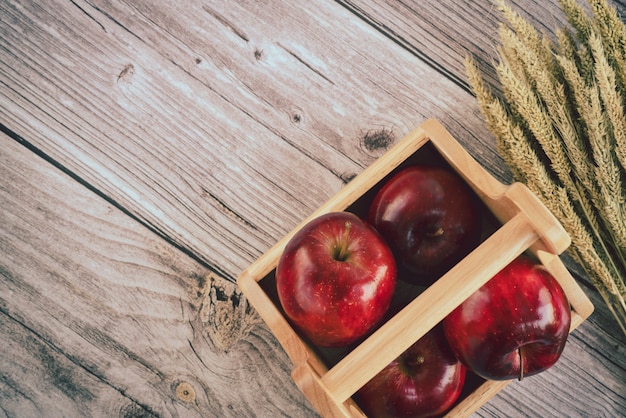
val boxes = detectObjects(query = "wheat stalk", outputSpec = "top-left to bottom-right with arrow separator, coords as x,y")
471,0 -> 626,334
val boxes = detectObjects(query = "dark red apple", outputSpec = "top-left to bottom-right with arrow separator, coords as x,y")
276,211 -> 397,347
367,165 -> 482,284
443,256 -> 571,381
356,324 -> 466,418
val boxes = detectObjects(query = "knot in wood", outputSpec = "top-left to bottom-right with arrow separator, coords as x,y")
119,402 -> 151,418
362,127 -> 395,152
288,105 -> 304,125
175,381 -> 196,403
198,273 -> 261,352
117,63 -> 135,84
339,172 -> 357,184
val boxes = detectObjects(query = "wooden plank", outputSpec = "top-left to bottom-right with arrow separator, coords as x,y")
0,311 -> 137,417
0,0 -> 503,282
335,0 -> 568,92
337,0 -> 626,94
0,133 -> 317,417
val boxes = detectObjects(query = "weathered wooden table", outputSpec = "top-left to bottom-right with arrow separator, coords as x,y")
1,0 -> 624,417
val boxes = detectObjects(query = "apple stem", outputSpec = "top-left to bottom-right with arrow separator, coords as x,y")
518,348 -> 524,381
426,227 -> 444,238
404,354 -> 425,370
335,221 -> 352,261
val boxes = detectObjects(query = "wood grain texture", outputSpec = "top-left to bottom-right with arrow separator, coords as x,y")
337,0 -> 567,91
338,0 -> 626,93
0,0 -> 503,282
0,133 -> 317,417
1,0 -> 625,416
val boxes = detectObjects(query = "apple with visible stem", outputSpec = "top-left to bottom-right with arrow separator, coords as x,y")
356,324 -> 466,418
276,211 -> 397,347
443,256 -> 571,381
367,165 -> 482,284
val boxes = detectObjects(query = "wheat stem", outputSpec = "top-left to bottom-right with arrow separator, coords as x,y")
468,0 -> 626,333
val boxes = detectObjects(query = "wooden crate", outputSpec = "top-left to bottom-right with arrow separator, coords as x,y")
237,119 -> 594,417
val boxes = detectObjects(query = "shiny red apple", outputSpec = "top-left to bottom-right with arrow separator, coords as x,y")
443,256 -> 571,380
276,211 -> 397,347
356,324 -> 466,418
367,165 -> 482,284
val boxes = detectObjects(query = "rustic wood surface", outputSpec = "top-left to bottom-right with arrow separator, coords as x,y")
1,0 -> 624,417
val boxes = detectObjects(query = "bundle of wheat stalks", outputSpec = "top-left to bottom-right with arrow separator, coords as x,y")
466,0 -> 626,334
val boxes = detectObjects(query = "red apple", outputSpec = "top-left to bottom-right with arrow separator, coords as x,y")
443,256 -> 571,380
276,211 -> 397,347
356,324 -> 466,418
367,165 -> 482,284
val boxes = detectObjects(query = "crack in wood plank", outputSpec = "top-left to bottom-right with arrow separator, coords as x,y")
69,0 -> 107,33
203,189 -> 258,231
334,0 -> 472,93
202,5 -> 250,43
277,42 -> 336,85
